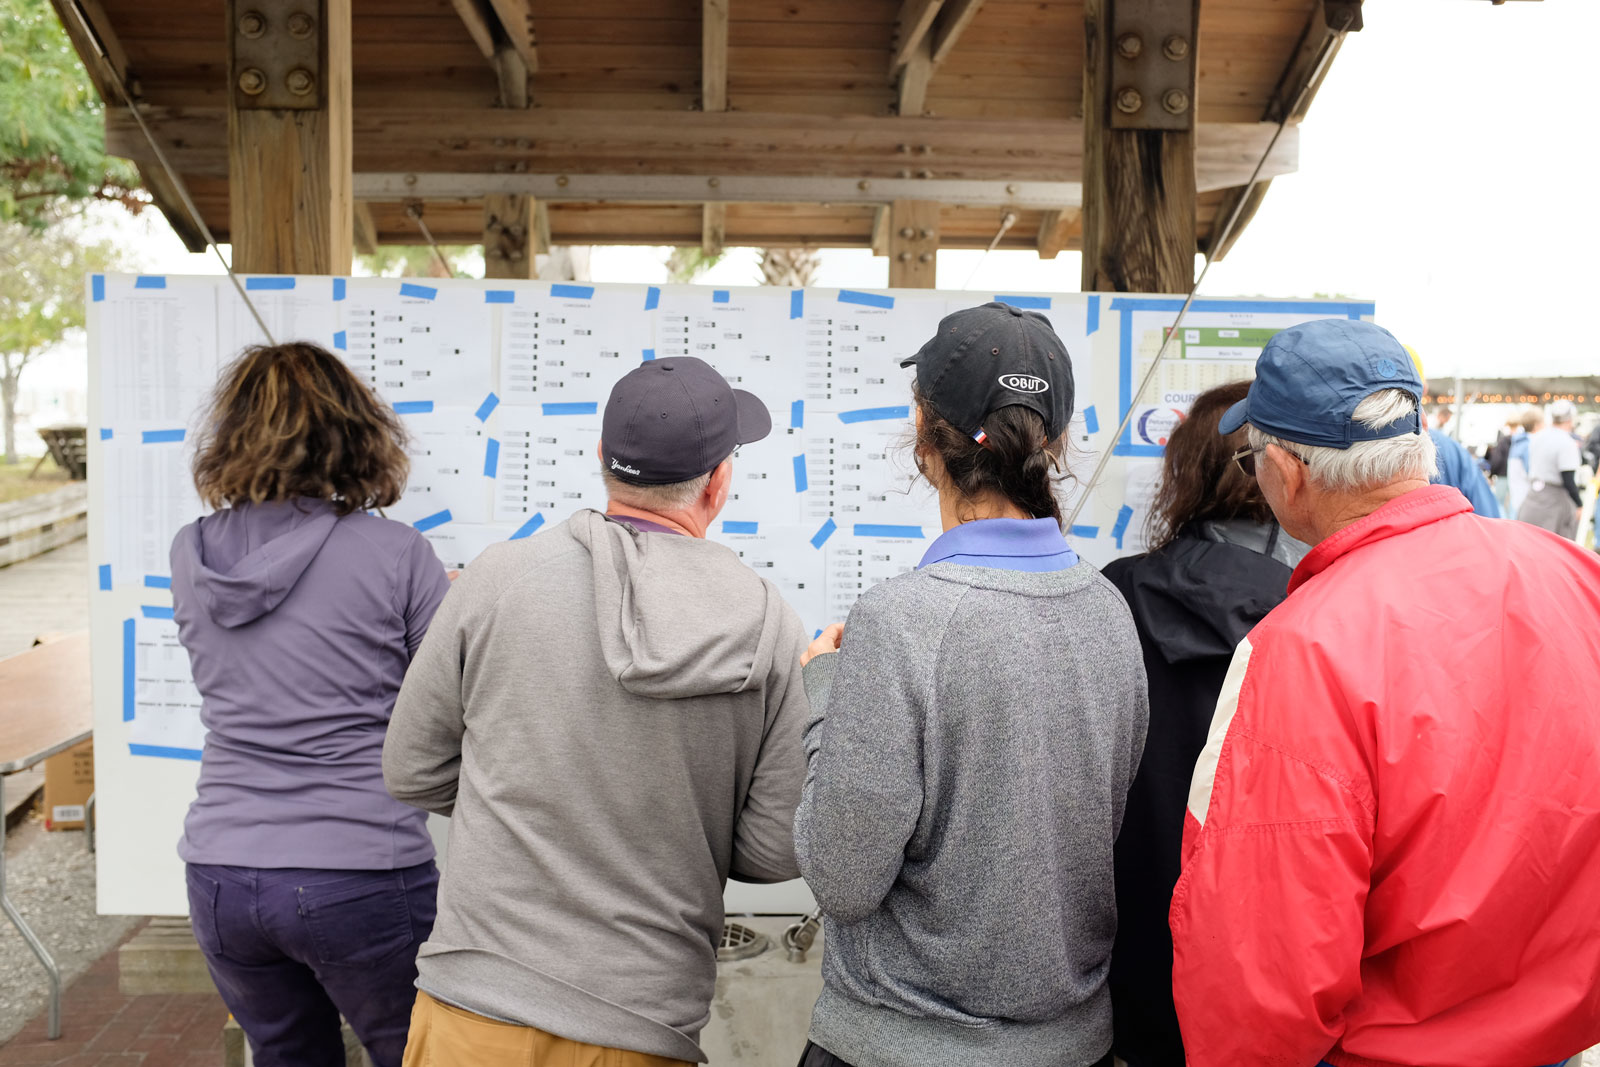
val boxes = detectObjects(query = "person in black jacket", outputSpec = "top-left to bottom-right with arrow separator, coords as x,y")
1102,379 -> 1310,1067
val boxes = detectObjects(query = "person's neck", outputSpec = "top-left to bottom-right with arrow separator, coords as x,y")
1309,479 -> 1430,543
604,501 -> 707,538
937,489 -> 1032,533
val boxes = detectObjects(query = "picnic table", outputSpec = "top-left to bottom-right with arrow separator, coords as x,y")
31,426 -> 88,481
0,631 -> 93,1040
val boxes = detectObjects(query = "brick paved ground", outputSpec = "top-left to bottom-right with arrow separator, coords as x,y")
0,920 -> 227,1067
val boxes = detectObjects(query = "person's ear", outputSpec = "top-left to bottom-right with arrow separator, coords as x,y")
596,437 -> 604,463
705,459 -> 733,515
1263,442 -> 1306,503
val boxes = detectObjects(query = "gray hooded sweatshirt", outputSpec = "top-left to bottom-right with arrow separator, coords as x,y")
383,510 -> 809,1063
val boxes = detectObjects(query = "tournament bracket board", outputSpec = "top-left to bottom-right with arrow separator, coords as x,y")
85,275 -> 1370,915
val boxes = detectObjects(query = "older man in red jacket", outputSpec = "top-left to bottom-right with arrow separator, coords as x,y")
1170,318 -> 1600,1067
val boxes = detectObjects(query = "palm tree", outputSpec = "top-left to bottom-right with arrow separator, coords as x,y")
759,247 -> 820,288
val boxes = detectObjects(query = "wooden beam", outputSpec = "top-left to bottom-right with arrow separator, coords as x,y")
227,0 -> 353,275
450,0 -> 530,106
494,47 -> 529,109
897,33 -> 933,117
887,199 -> 938,287
483,193 -> 534,278
533,200 -> 551,255
447,0 -> 498,61
1036,208 -> 1080,260
891,0 -> 944,72
870,205 -> 892,256
702,202 -> 726,255
353,201 -> 377,255
702,0 -> 728,112
483,0 -> 538,73
930,0 -> 987,66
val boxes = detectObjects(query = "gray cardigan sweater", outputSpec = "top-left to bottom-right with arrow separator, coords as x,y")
794,560 -> 1148,1067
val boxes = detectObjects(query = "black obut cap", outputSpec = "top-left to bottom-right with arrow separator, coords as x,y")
601,356 -> 772,485
902,302 -> 1075,441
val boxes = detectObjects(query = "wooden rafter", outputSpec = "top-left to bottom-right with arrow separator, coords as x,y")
702,0 -> 728,112
484,0 -> 538,73
891,0 -> 944,72
930,0 -> 987,66
897,33 -> 933,117
449,0 -> 532,108
894,0 -> 986,116
1036,208 -> 1080,259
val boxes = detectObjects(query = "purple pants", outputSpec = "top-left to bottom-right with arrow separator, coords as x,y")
186,862 -> 438,1067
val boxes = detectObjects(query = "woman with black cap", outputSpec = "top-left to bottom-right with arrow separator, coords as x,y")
792,302 -> 1149,1067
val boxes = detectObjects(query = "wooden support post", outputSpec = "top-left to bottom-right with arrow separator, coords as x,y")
1036,208 -> 1081,260
702,203 -> 726,256
533,200 -> 551,255
1080,0 -> 1197,293
702,0 -> 728,112
483,193 -> 534,278
870,205 -> 892,256
897,33 -> 933,117
227,0 -> 353,275
352,202 -> 377,256
887,200 -> 939,288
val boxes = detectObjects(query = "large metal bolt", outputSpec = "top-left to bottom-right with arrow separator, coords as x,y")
1162,88 -> 1190,114
899,227 -> 914,239
918,227 -> 932,239
286,11 -> 314,38
1115,87 -> 1143,114
556,175 -> 569,187
238,11 -> 266,38
858,179 -> 871,191
1163,35 -> 1189,60
918,251 -> 933,263
1116,33 -> 1143,60
286,67 -> 315,95
237,67 -> 267,95
897,251 -> 911,262
708,177 -> 720,188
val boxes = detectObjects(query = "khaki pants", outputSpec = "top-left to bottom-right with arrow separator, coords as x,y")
402,992 -> 693,1067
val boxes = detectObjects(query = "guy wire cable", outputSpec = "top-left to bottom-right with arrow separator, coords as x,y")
403,202 -> 457,278
961,210 -> 1019,290
64,0 -> 277,344
1064,9 -> 1355,531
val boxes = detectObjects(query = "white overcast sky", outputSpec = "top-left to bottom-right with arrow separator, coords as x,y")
43,0 -> 1594,390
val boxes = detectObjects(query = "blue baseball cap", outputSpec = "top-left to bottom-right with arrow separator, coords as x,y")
1218,319 -> 1422,448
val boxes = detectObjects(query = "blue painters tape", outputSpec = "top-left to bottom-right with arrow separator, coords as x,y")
1106,296 -> 1377,318
642,348 -> 656,361
483,438 -> 500,477
332,330 -> 347,350
99,428 -> 112,440
393,400 -> 434,414
141,428 -> 185,444
134,275 -> 166,289
121,618 -> 134,721
838,406 -> 910,424
1069,525 -> 1100,540
854,524 -> 925,539
91,275 -> 105,302
1111,504 -> 1134,549
790,400 -> 804,429
793,455 -> 808,493
413,510 -> 453,532
128,744 -> 203,762
838,289 -> 894,310
790,290 -> 804,319
551,284 -> 595,300
810,518 -> 837,549
474,392 -> 500,422
510,513 -> 545,539
485,290 -> 515,304
722,521 -> 759,535
143,575 -> 172,590
141,605 -> 174,620
644,286 -> 660,310
245,276 -> 294,290
995,294 -> 1051,309
98,564 -> 111,591
1084,405 -> 1100,434
542,402 -> 598,416
1086,295 -> 1100,335
333,277 -> 346,301
713,290 -> 730,304
399,282 -> 437,300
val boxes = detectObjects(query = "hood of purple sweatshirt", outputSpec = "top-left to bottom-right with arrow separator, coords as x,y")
174,501 -> 341,628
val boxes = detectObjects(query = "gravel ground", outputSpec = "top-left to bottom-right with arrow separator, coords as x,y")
0,815 -> 140,1046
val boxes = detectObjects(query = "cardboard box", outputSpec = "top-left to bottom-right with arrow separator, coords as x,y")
43,738 -> 93,831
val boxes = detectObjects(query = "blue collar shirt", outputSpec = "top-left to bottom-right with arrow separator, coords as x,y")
918,517 -> 1080,573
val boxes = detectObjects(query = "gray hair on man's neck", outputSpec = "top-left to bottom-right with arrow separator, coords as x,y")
1248,388 -> 1438,493
599,465 -> 711,512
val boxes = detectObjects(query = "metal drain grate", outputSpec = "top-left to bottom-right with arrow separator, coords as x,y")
717,921 -> 770,962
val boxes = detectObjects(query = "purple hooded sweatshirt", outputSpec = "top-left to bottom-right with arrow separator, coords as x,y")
171,498 -> 451,870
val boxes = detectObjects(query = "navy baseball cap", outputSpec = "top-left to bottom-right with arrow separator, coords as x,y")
1218,319 -> 1422,448
601,357 -> 771,484
901,302 -> 1075,440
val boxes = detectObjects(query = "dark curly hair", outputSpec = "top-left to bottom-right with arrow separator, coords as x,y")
1144,379 -> 1273,550
191,342 -> 410,516
913,388 -> 1069,526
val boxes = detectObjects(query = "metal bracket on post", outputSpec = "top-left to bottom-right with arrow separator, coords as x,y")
1108,0 -> 1197,131
1322,0 -> 1363,32
229,0 -> 325,110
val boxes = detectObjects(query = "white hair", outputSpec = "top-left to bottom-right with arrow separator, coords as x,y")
599,464 -> 712,512
1248,388 -> 1437,492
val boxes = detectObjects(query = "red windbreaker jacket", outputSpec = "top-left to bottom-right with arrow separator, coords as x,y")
1170,485 -> 1600,1067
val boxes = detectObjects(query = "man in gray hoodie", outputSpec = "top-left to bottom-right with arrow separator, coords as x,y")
384,357 -> 810,1066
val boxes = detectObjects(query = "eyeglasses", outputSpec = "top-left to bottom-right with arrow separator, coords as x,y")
1232,443 -> 1308,478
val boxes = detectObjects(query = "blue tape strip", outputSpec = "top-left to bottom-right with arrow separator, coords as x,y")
143,575 -> 172,589
854,524 -> 925,539
141,605 -> 174,619
551,284 -> 595,300
713,290 -> 730,304
474,392 -> 500,422
128,744 -> 203,762
483,438 -> 500,477
810,518 -> 837,549
722,521 -> 759,534
542,402 -> 598,416
790,290 -> 804,319
134,275 -> 167,289
333,277 -> 346,301
1069,524 -> 1100,540
399,282 -> 437,300
413,510 -> 453,532
99,428 -> 112,440
510,513 -> 545,539
995,294 -> 1051,309
122,618 -> 134,720
790,400 -> 804,429
838,406 -> 910,424
332,330 -> 347,350
1111,505 -> 1134,549
838,289 -> 894,309
98,564 -> 111,591
91,275 -> 105,302
644,286 -> 660,310
393,400 -> 434,414
485,289 -> 515,304
793,455 -> 809,493
1084,405 -> 1100,434
1087,295 -> 1100,335
642,348 -> 656,361
141,428 -> 185,444
245,276 -> 294,290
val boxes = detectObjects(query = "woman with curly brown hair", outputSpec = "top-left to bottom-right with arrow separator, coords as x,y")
170,342 -> 451,1067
